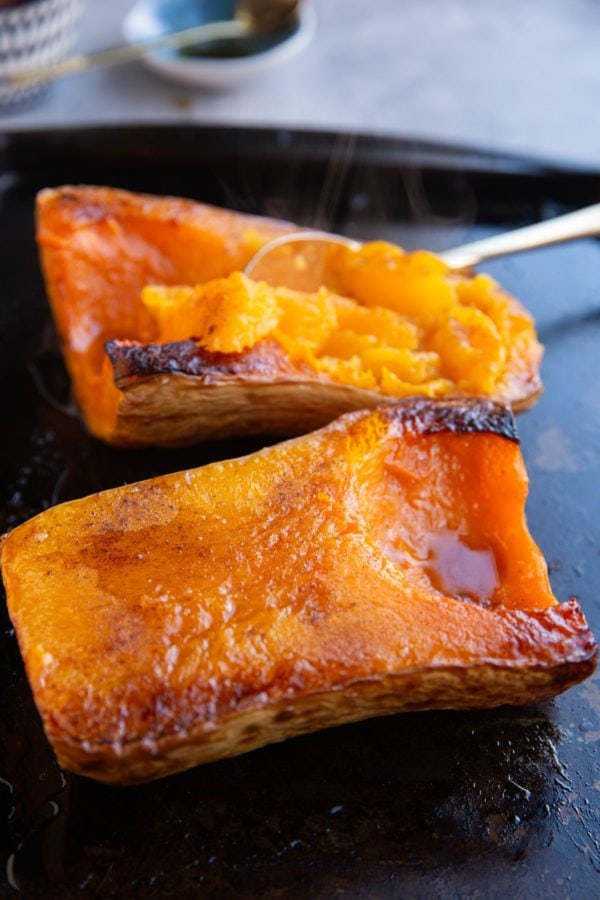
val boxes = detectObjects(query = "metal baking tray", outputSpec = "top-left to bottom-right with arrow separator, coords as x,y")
1,125 -> 598,898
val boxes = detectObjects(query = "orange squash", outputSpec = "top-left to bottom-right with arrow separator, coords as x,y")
1,399 -> 595,784
37,187 -> 543,447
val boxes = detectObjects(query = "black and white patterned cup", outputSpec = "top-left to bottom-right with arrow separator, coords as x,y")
0,0 -> 84,107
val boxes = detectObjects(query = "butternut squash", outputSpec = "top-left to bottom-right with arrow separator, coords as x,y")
1,399 -> 595,784
37,187 -> 543,447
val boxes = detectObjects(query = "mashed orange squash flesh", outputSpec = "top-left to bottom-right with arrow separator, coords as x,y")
142,242 -> 540,402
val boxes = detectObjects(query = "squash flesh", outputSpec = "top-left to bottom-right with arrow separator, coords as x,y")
1,400 -> 595,784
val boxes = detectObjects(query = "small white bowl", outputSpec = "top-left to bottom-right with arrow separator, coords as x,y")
123,0 -> 316,91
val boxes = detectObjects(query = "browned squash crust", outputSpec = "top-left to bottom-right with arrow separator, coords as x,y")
37,187 -> 543,447
1,399 -> 595,784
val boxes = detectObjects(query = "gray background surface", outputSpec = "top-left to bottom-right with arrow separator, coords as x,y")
3,0 -> 600,165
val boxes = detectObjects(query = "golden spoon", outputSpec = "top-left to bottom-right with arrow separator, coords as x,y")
8,0 -> 299,86
245,202 -> 600,290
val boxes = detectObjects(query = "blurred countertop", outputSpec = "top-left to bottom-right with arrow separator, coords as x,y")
2,0 -> 600,167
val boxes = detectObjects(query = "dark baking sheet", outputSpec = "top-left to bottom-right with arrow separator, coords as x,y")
0,125 -> 599,899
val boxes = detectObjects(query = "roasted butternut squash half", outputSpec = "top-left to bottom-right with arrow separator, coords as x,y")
37,187 -> 542,447
1,400 -> 595,784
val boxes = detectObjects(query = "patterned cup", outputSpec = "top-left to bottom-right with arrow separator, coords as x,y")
0,0 -> 84,107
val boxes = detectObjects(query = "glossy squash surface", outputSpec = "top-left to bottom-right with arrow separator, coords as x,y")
1,400 -> 595,784
37,187 -> 543,447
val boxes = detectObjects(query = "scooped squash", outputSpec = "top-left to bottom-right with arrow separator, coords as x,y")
37,187 -> 543,447
1,399 -> 595,784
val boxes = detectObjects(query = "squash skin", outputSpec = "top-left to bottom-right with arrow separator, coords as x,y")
37,186 -> 543,448
1,399 -> 595,784
105,337 -> 393,445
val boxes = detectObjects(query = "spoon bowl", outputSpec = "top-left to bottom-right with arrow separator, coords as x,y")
246,231 -> 360,292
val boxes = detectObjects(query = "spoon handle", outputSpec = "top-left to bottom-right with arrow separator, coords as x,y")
441,202 -> 600,270
8,20 -> 247,86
